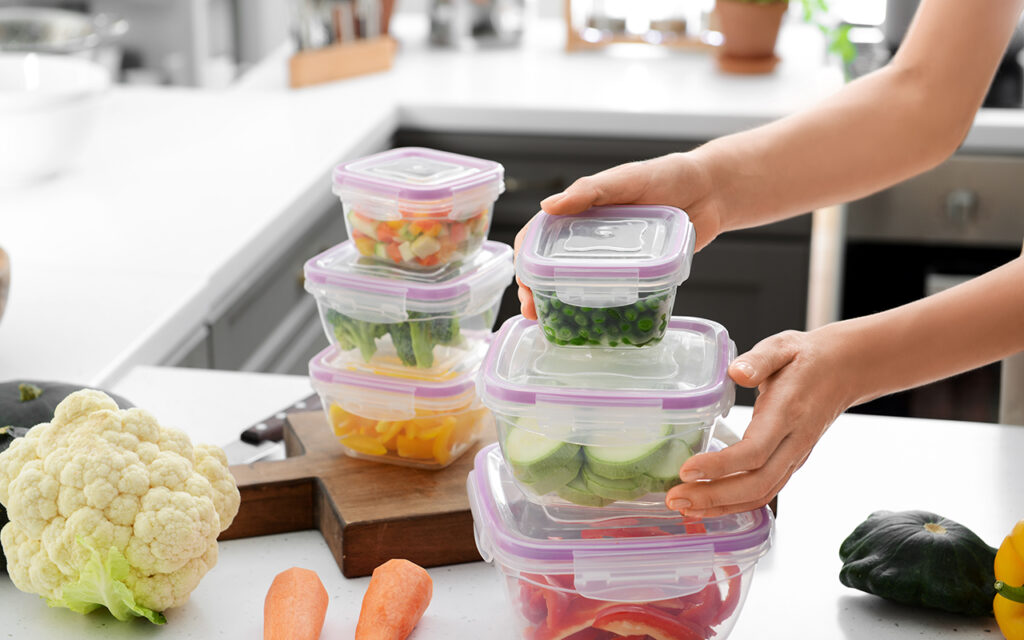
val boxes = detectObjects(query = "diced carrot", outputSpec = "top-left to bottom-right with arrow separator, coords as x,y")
386,242 -> 403,263
377,222 -> 397,243
263,567 -> 328,640
355,559 -> 433,640
417,254 -> 440,267
449,222 -> 468,244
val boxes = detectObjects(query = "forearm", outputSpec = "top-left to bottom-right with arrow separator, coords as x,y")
823,256 -> 1024,408
688,0 -> 1023,233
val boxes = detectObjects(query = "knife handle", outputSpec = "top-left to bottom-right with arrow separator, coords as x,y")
239,392 -> 322,444
240,418 -> 285,445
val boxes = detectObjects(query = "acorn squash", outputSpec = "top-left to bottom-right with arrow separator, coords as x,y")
839,510 -> 997,616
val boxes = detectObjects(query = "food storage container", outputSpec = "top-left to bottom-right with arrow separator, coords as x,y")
517,205 -> 695,347
467,444 -> 774,640
478,314 -> 735,507
309,344 -> 494,469
333,147 -> 505,271
304,239 -> 514,376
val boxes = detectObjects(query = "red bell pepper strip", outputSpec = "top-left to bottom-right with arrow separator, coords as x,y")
713,565 -> 743,626
677,579 -> 722,629
593,605 -> 706,640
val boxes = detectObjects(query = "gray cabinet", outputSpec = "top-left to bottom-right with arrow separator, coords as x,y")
395,129 -> 810,406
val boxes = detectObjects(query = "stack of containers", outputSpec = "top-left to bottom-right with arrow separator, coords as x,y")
303,147 -> 514,469
469,205 -> 775,639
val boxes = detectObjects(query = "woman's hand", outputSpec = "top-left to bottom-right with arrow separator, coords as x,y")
665,327 -> 855,517
515,152 -> 720,319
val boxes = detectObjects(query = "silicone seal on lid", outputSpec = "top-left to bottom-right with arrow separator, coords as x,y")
467,444 -> 774,602
304,240 -> 514,323
332,147 -> 505,221
516,205 -> 696,307
309,344 -> 480,420
477,315 -> 736,440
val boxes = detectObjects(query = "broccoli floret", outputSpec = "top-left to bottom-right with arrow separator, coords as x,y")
409,321 -> 434,368
429,316 -> 460,345
327,310 -> 379,361
389,323 -> 417,367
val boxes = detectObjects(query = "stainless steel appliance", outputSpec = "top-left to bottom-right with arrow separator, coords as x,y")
842,154 -> 1024,423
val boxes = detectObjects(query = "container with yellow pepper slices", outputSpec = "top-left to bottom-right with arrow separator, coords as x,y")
333,147 -> 504,272
995,519 -> 1024,640
308,344 -> 492,470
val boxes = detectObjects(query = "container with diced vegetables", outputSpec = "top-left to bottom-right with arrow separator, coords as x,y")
333,147 -> 504,271
517,205 -> 695,348
309,344 -> 493,469
478,314 -> 735,507
304,239 -> 514,377
467,444 -> 774,640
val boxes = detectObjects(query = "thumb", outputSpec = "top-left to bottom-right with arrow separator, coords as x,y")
728,332 -> 800,388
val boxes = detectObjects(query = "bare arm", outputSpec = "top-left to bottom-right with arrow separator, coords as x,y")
540,0 -> 1024,243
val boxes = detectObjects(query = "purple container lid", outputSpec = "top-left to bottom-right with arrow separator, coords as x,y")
468,444 -> 774,590
479,315 -> 735,413
309,344 -> 478,399
304,240 -> 514,307
332,147 -> 504,203
517,205 -> 695,287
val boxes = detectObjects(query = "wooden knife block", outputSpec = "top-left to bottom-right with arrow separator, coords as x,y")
289,36 -> 397,89
221,411 -> 495,578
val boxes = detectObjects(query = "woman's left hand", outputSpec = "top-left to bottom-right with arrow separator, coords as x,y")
666,328 -> 855,517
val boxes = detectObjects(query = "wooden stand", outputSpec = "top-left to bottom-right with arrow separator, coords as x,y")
221,411 -> 496,578
288,36 -> 397,89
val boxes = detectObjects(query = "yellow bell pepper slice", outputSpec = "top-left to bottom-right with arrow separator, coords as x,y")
431,421 -> 456,466
396,434 -> 435,459
994,520 -> 1024,640
339,434 -> 388,457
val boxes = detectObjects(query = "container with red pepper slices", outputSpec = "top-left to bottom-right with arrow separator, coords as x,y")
467,444 -> 774,640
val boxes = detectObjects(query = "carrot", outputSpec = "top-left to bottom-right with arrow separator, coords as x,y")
354,559 -> 433,640
264,567 -> 329,640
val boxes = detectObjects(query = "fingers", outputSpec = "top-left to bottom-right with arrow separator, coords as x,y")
666,432 -> 805,517
517,283 -> 537,320
728,331 -> 801,388
540,162 -> 653,216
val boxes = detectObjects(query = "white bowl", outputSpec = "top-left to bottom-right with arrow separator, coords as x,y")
0,52 -> 110,187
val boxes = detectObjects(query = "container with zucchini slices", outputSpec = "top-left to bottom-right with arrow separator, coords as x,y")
517,204 -> 695,348
478,315 -> 736,508
467,444 -> 774,640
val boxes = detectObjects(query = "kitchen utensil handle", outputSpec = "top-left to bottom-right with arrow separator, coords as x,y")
239,391 -> 321,444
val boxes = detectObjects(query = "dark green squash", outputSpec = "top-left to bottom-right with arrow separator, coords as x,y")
0,381 -> 133,573
839,509 -> 998,617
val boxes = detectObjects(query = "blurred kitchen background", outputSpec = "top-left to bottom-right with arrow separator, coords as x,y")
2,0 -> 1023,425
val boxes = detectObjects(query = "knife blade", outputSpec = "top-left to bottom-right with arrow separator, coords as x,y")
223,392 -> 322,465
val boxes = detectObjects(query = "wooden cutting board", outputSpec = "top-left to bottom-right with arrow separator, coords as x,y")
220,410 -> 496,578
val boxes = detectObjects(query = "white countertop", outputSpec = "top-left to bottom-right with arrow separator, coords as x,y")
4,16 -> 1024,389
1,365 -> 1018,638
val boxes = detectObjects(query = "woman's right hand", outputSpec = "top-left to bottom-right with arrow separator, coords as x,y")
515,152 -> 721,319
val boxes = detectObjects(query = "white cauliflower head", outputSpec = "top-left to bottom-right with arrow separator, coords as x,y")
0,389 -> 241,621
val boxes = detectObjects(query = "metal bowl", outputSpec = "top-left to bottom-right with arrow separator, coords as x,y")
0,7 -> 127,55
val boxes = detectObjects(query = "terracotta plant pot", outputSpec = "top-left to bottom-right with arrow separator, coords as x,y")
714,0 -> 788,73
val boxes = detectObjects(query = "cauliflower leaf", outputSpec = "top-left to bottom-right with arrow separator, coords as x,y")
49,537 -> 166,624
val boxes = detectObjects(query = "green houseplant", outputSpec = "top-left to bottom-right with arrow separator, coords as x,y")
715,0 -> 854,73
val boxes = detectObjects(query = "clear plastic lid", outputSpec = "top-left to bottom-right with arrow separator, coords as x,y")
309,345 -> 481,420
332,147 -> 505,220
468,444 -> 773,601
304,240 -> 514,323
478,315 -> 736,441
516,205 -> 696,308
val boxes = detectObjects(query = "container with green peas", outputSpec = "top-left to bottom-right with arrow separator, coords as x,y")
517,205 -> 695,348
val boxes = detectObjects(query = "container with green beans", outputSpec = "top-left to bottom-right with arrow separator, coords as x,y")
517,205 -> 695,348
